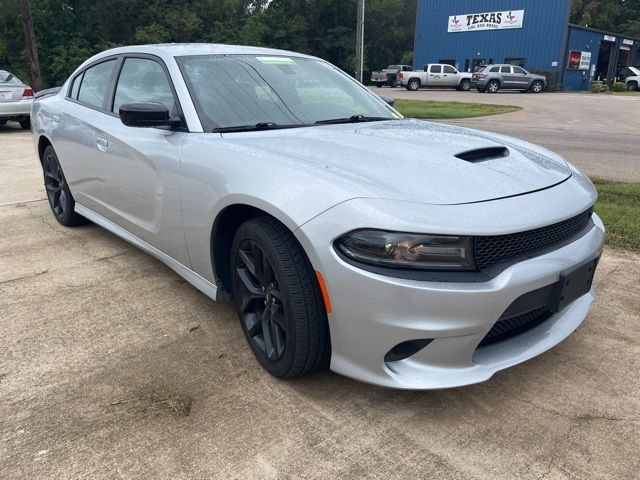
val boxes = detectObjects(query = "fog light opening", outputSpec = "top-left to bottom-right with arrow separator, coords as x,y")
384,339 -> 433,363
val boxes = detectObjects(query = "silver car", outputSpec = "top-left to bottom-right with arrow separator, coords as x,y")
472,64 -> 547,93
0,70 -> 33,128
31,44 -> 604,389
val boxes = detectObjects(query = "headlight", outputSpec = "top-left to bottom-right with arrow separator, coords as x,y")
335,230 -> 476,271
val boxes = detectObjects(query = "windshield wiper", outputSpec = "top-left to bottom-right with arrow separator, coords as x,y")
212,122 -> 302,133
314,115 -> 392,125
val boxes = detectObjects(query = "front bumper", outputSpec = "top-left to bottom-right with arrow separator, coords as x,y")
295,180 -> 604,389
0,99 -> 32,118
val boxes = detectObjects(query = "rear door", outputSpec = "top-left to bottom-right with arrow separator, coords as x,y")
87,55 -> 190,265
427,65 -> 444,86
54,58 -> 119,211
442,65 -> 460,87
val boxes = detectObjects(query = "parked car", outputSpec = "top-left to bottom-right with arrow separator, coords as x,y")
0,70 -> 33,129
398,64 -> 472,91
31,44 -> 604,390
624,66 -> 640,91
370,65 -> 413,88
472,64 -> 546,93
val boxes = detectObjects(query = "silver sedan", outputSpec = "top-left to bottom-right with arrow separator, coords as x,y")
0,70 -> 33,129
31,44 -> 605,389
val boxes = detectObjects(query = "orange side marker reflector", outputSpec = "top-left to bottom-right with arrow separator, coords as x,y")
315,271 -> 332,314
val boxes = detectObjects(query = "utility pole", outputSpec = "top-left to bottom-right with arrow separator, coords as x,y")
355,0 -> 365,82
19,0 -> 43,91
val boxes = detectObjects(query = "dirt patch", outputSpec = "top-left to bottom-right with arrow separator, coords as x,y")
109,392 -> 193,417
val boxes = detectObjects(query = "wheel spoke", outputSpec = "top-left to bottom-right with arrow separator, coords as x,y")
269,288 -> 282,301
271,321 -> 285,357
238,249 -> 256,278
270,303 -> 286,329
240,290 -> 263,314
59,190 -> 67,214
244,312 -> 262,337
261,305 -> 277,360
236,267 -> 263,296
251,242 -> 265,284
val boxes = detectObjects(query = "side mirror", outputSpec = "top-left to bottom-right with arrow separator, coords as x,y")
378,94 -> 395,107
119,102 -> 180,128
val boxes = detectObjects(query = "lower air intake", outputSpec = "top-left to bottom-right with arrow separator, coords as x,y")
478,306 -> 552,348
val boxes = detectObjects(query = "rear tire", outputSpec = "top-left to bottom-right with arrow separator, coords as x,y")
231,216 -> 330,379
42,145 -> 86,227
19,118 -> 31,129
376,83 -> 382,88
487,80 -> 500,93
458,79 -> 471,91
477,87 -> 486,93
407,79 -> 420,91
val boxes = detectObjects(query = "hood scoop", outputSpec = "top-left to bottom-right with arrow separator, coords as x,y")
455,146 -> 510,163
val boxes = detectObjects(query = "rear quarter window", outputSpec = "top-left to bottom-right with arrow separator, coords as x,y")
77,59 -> 117,109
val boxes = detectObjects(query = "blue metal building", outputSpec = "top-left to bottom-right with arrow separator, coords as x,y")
414,0 -> 640,90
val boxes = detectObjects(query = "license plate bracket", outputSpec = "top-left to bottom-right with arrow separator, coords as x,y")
549,255 -> 600,313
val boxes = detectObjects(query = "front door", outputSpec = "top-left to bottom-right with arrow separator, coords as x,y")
442,65 -> 461,87
500,65 -> 517,88
88,56 -> 190,265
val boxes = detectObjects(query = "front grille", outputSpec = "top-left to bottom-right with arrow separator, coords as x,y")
474,209 -> 593,271
478,306 -> 552,348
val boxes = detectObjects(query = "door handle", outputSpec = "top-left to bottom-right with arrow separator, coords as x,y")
96,137 -> 109,152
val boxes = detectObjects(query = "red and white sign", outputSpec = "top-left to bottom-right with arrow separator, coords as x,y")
568,51 -> 591,70
448,10 -> 524,33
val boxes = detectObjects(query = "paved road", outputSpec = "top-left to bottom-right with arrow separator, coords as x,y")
1,126 -> 639,478
377,88 -> 640,182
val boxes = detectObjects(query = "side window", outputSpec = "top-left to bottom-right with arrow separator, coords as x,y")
500,66 -> 512,74
69,72 -> 83,99
490,67 -> 500,73
430,65 -> 442,74
513,66 -> 527,75
443,65 -> 456,74
77,59 -> 117,108
113,58 -> 176,114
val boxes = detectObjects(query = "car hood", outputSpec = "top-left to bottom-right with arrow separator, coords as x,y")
219,119 -> 571,205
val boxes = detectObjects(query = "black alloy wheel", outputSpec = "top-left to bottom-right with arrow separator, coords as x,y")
231,217 -> 330,379
42,145 -> 85,226
235,238 -> 287,362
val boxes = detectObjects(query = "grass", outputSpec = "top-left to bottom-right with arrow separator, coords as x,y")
394,99 -> 522,119
593,180 -> 640,251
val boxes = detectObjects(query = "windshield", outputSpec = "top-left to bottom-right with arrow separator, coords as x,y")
0,70 -> 21,84
176,55 -> 398,131
629,67 -> 640,77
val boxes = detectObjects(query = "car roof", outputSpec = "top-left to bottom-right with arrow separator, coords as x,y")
88,43 -> 316,63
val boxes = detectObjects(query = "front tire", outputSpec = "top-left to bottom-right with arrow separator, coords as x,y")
530,80 -> 544,93
627,81 -> 638,92
19,118 -> 31,129
231,217 -> 330,379
42,145 -> 86,226
487,80 -> 500,93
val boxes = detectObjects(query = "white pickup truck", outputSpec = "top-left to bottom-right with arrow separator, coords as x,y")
625,66 -> 640,91
398,64 -> 473,92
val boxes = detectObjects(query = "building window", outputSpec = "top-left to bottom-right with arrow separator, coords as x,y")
505,57 -> 526,67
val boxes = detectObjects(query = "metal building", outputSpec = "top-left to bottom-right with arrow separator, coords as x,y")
414,0 -> 640,90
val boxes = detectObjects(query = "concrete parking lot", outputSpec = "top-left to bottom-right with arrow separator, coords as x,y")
379,88 -> 640,183
1,109 -> 639,478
